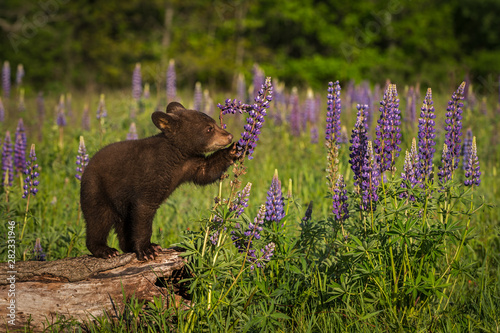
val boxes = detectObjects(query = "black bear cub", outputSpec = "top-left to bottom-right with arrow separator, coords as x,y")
80,102 -> 238,260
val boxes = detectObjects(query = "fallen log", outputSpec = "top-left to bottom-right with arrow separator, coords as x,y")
0,248 -> 189,332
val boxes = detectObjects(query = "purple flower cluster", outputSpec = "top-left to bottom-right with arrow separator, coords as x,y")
265,170 -> 285,225
235,77 -> 273,160
2,131 -> 14,186
33,238 -> 46,261
56,95 -> 67,127
75,136 -> 89,181
400,138 -> 420,200
437,143 -> 453,184
360,141 -> 380,211
229,182 -> 252,218
0,97 -> 4,122
349,104 -> 369,183
127,122 -> 138,140
373,84 -> 402,173
2,61 -> 10,98
132,63 -> 142,100
16,64 -> 24,87
218,98 -> 251,128
406,86 -> 417,123
417,88 -> 437,183
22,144 -> 39,198
332,175 -> 349,221
326,81 -> 342,145
96,94 -> 107,120
232,204 -> 265,253
464,137 -> 480,187
166,59 -> 177,102
14,119 -> 27,173
194,82 -> 203,111
443,81 -> 466,173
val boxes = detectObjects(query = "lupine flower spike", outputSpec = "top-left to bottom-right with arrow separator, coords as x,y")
265,169 -> 285,226
33,238 -> 46,261
349,104 -> 369,183
23,144 -> 39,199
2,61 -> 10,98
0,97 -> 4,122
332,174 -> 349,223
401,138 -> 420,200
326,81 -> 342,194
75,136 -> 89,181
166,59 -> 177,102
132,63 -> 142,100
441,81 -> 466,178
230,182 -> 252,218
417,88 -> 436,184
14,119 -> 27,173
2,132 -> 14,186
373,84 -> 402,173
96,94 -> 107,120
127,122 -> 138,140
464,137 -> 480,187
360,141 -> 380,212
461,128 -> 473,170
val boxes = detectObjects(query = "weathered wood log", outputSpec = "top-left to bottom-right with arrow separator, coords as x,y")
0,248 -> 189,332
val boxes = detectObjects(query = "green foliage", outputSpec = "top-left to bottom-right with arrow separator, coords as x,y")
1,0 -> 499,91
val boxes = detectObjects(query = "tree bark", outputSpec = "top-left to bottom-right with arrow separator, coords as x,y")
0,248 -> 188,332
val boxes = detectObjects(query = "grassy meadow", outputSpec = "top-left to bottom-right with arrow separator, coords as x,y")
1,75 -> 500,331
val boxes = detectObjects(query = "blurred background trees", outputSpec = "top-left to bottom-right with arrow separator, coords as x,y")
0,0 -> 499,92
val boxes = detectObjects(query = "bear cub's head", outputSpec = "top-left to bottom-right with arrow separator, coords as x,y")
152,102 -> 233,155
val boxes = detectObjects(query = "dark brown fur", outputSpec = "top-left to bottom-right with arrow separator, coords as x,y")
80,102 -> 237,260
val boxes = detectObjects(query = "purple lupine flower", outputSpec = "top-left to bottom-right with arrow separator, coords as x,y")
127,122 -> 138,140
0,97 -> 4,122
16,64 -> 24,87
437,143 -> 453,184
265,170 -> 285,224
400,138 -> 420,200
464,136 -> 480,187
82,103 -> 90,131
237,73 -> 247,103
96,94 -> 107,120
349,104 -> 369,183
443,81 -> 466,174
461,128 -> 473,170
14,118 -> 27,173
22,144 -> 39,198
132,63 -> 142,100
166,59 -> 177,102
75,136 -> 89,181
373,84 -> 402,173
236,77 -> 273,159
290,87 -> 301,137
332,174 -> 349,222
359,141 -> 380,211
2,131 -> 14,186
56,95 -> 67,127
143,83 -> 150,99
417,88 -> 436,183
36,92 -> 45,119
193,82 -> 203,111
210,215 -> 224,245
2,61 -> 11,98
232,204 -> 266,253
256,242 -> 275,269
325,81 -> 342,145
33,238 -> 46,261
301,201 -> 313,224
18,88 -> 25,112
406,86 -> 417,124
229,182 -> 252,218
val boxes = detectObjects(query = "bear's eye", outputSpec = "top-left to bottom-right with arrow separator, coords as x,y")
207,126 -> 214,133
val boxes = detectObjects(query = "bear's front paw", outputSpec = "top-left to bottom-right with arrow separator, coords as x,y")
227,142 -> 241,160
136,243 -> 163,261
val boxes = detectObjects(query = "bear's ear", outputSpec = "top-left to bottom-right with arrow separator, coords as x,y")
166,102 -> 185,113
152,111 -> 180,132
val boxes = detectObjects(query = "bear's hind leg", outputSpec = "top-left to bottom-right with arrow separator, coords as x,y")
130,201 -> 162,260
85,205 -> 120,258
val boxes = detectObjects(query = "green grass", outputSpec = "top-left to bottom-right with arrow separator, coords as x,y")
1,82 -> 499,332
